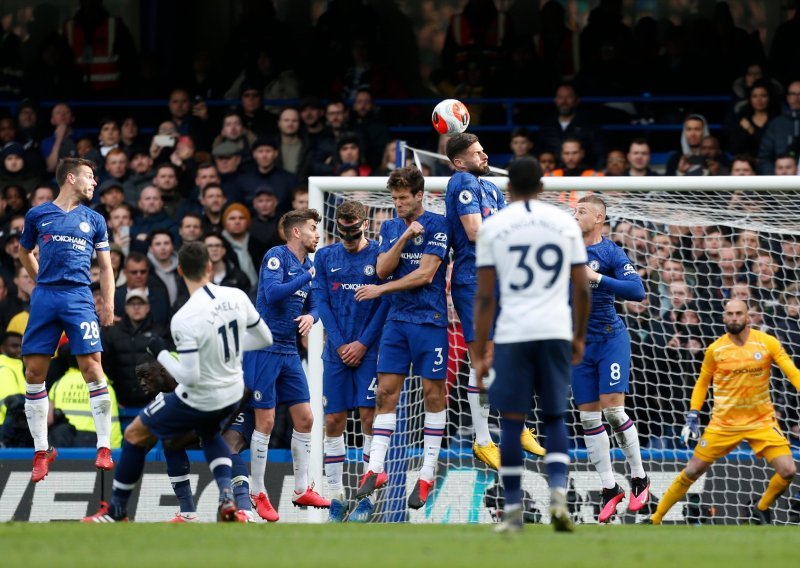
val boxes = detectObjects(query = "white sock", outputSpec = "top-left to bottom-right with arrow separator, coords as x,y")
368,413 -> 396,474
468,368 -> 492,446
87,380 -> 112,449
420,410 -> 446,482
24,383 -> 49,452
291,430 -> 312,493
604,406 -> 646,479
249,431 -> 270,495
581,411 -> 615,489
324,435 -> 345,499
362,434 -> 373,475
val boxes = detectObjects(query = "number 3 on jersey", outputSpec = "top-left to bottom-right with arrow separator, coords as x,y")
508,244 -> 564,290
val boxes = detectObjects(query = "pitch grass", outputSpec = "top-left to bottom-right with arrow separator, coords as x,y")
0,523 -> 797,568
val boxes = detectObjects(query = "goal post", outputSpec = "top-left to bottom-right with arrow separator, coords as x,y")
307,174 -> 800,525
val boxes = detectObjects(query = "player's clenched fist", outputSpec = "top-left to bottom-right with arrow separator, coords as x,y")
403,221 -> 424,240
354,284 -> 383,302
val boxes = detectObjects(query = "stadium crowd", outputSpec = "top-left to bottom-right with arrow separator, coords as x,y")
1,0 -> 800,452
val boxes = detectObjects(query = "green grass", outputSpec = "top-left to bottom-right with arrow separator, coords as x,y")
1,523 -> 797,568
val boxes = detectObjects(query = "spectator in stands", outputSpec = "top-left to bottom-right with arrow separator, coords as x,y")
656,258 -> 686,317
735,229 -> 762,271
715,246 -> 745,300
203,233 -> 250,293
750,253 -> 783,318
93,180 -> 125,220
177,212 -> 203,246
250,186 -> 282,254
768,3 -> 800,88
125,148 -> 154,203
1,142 -> 42,195
774,154 -> 798,176
504,127 -> 535,168
147,230 -> 181,307
101,147 -> 129,187
758,81 -> 800,174
726,79 -> 779,158
603,149 -> 628,176
276,107 -> 312,180
549,138 -> 600,177
225,46 -> 299,114
238,137 -> 297,211
0,228 -> 21,279
130,186 -> 178,254
625,138 -> 659,176
109,243 -> 125,287
537,150 -> 557,174
699,136 -> 730,175
151,163 -> 185,218
29,185 -> 54,207
538,82 -> 603,167
86,117 -> 121,167
731,63 -> 783,114
778,236 -> 800,285
197,183 -> 227,234
334,132 -> 371,176
41,103 -> 76,173
730,154 -> 758,176
167,88 -> 210,151
119,116 -> 144,156
210,141 -> 244,203
291,186 -> 309,210
149,120 -> 179,165
349,89 -> 392,171
113,252 -> 170,326
666,114 -> 709,176
221,203 -> 260,290
0,264 -> 31,333
375,140 -> 399,176
108,203 -> 133,256
0,323 -> 25,435
310,100 -> 350,176
237,80 -> 276,137
168,135 -> 198,183
212,109 -> 256,158
101,288 -> 170,408
299,95 -> 327,143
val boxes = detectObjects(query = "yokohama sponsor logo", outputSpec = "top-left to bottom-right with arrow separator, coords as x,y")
332,282 -> 366,291
50,235 -> 89,246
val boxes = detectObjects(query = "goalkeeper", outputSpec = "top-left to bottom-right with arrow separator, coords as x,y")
646,299 -> 799,525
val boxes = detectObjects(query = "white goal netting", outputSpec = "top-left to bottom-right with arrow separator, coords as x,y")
308,175 -> 800,526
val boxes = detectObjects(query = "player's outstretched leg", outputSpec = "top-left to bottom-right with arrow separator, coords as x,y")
25,383 -> 55,483
604,406 -> 649,511
291,429 -> 330,508
494,417 -> 525,533
83,440 -> 148,522
646,471 -> 695,525
165,448 -> 197,523
408,409 -> 446,510
581,410 -> 622,522
229,452 -> 259,522
248,430 -> 279,521
356,413 -> 394,499
520,427 -> 546,457
200,433 -> 243,523
324,434 -> 347,522
468,369 -> 500,470
348,497 -> 376,523
542,415 -> 574,533
87,379 -> 114,471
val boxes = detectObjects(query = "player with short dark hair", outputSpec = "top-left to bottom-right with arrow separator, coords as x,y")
312,200 -> 389,522
20,157 -> 117,482
444,132 -> 544,471
82,241 -> 273,523
646,299 -> 800,525
572,195 -> 649,522
353,166 -> 450,510
473,156 -> 590,532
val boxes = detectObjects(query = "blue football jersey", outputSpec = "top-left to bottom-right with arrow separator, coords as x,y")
255,245 -> 316,354
19,203 -> 110,286
445,172 -> 506,285
312,240 -> 387,361
378,210 -> 449,327
585,238 -> 641,340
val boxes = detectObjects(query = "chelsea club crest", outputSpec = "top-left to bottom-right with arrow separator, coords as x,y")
589,260 -> 600,271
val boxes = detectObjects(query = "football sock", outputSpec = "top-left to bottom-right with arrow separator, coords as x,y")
581,410 -> 615,489
542,415 -> 570,492
324,435 -> 346,499
86,380 -> 112,449
165,448 -> 195,513
420,410 -> 446,482
202,433 -> 233,500
291,430 -> 312,493
758,472 -> 791,511
110,440 -> 148,517
230,452 -> 252,511
651,471 -> 694,523
362,434 -> 373,474
24,383 -> 49,451
604,406 -> 646,479
499,416 -> 524,508
249,431 -> 270,495
467,368 -> 492,446
368,413 -> 396,474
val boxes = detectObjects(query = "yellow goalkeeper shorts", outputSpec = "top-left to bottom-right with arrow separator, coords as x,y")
694,423 -> 792,463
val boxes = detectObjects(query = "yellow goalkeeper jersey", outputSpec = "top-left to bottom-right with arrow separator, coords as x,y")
690,329 -> 800,431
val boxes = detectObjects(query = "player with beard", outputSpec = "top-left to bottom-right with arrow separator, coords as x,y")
645,299 -> 800,525
18,157 -> 116,483
444,133 -> 544,471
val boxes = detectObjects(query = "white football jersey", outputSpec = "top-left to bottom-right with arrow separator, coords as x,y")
476,199 -> 587,344
171,283 -> 261,411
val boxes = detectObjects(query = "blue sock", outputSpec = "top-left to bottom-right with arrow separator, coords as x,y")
231,452 -> 252,511
109,440 -> 149,517
499,417 -> 524,508
543,415 -> 570,491
202,433 -> 233,501
165,448 -> 196,513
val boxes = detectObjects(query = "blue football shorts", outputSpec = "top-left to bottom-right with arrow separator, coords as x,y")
323,357 -> 377,414
22,285 -> 101,356
140,392 -> 237,441
243,350 -> 309,409
571,331 -> 631,406
376,320 -> 448,380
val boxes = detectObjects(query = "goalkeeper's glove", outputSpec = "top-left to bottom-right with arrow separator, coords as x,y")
147,335 -> 168,359
681,410 -> 700,445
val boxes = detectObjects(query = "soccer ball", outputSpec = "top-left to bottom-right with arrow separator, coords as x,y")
431,99 -> 470,135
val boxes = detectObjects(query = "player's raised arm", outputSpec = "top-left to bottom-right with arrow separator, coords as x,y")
765,334 -> 800,390
95,250 -> 116,326
375,221 -> 421,279
472,264 -> 497,388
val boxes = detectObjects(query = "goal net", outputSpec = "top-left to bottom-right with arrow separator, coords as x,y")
307,174 -> 800,526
